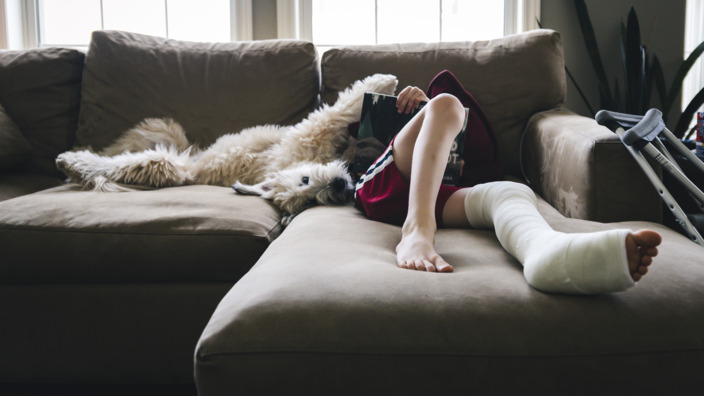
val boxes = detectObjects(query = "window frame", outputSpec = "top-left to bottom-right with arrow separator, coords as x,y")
1,0 -> 252,49
0,0 -> 7,48
276,0 -> 541,41
684,0 -> 704,116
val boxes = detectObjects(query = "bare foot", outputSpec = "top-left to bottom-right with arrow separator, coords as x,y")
626,229 -> 662,282
396,226 -> 453,273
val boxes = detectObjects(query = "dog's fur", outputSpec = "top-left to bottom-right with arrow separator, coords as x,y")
56,74 -> 398,219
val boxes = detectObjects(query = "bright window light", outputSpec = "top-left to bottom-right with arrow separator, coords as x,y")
167,0 -> 231,42
376,0 -> 440,44
442,0 -> 504,42
311,0 -> 505,46
102,0 -> 167,38
311,0 -> 376,45
36,0 -> 231,47
38,0 -> 101,46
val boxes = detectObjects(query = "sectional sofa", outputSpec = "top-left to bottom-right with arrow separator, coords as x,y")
1,29 -> 703,395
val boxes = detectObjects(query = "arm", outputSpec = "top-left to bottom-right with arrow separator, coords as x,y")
521,109 -> 662,223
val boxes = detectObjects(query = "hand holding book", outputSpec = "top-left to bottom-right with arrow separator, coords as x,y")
396,86 -> 429,114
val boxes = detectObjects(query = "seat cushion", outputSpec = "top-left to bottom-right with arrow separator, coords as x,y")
195,203 -> 704,394
75,30 -> 320,152
0,185 -> 283,283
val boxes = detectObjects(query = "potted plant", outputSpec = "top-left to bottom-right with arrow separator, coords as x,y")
568,0 -> 704,139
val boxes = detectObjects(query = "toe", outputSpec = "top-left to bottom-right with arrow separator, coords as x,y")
434,259 -> 454,273
641,255 -> 653,266
642,246 -> 659,257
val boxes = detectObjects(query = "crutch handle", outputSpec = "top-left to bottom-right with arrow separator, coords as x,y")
596,109 -> 666,147
596,109 -> 643,131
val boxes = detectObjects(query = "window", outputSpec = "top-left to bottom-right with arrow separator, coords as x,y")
684,0 -> 704,117
278,0 -> 540,45
5,0 -> 252,49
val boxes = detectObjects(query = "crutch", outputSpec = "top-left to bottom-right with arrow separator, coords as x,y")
596,108 -> 704,246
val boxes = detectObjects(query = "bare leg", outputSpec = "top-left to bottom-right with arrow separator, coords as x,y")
392,93 -> 466,273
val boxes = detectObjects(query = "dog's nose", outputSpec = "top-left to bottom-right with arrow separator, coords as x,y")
330,177 -> 347,192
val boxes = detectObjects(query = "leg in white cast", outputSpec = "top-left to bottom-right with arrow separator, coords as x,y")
463,181 -> 658,294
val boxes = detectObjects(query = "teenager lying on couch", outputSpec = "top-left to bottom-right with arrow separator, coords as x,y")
354,82 -> 661,295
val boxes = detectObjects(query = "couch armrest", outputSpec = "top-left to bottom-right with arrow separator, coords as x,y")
521,109 -> 662,223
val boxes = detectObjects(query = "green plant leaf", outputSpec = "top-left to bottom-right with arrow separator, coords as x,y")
644,53 -> 653,110
574,0 -> 614,109
620,20 -> 628,85
664,40 -> 704,116
565,66 -> 595,116
624,7 -> 645,114
674,86 -> 704,138
651,55 -> 668,120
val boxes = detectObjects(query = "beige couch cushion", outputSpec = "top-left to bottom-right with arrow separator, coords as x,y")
321,29 -> 566,177
0,104 -> 33,170
196,204 -> 704,394
0,185 -> 282,283
0,48 -> 84,177
75,31 -> 320,151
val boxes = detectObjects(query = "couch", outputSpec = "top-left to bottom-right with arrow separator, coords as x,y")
1,29 -> 703,394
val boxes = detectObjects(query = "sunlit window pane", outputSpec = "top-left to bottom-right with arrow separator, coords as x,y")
312,0 -> 376,45
311,0 -> 503,46
102,0 -> 167,38
167,0 -> 230,42
38,0 -> 101,46
442,0 -> 503,42
376,0 -> 440,44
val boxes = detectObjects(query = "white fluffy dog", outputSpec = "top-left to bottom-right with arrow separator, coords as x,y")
56,74 -> 398,219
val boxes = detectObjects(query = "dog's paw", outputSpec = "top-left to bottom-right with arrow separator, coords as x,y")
281,213 -> 297,227
232,182 -> 246,195
55,151 -> 88,183
232,181 -> 262,196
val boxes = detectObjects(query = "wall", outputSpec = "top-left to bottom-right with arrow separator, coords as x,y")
541,0 -> 686,121
252,0 -> 277,40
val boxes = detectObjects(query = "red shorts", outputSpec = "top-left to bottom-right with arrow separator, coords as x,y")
354,143 -> 461,227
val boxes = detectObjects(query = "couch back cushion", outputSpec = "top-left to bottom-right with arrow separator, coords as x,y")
75,30 -> 320,151
321,29 -> 566,177
0,48 -> 85,177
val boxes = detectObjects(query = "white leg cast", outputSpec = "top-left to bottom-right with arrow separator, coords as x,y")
464,181 -> 635,294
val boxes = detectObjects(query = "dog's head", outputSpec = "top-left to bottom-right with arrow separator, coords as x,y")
235,160 -> 355,217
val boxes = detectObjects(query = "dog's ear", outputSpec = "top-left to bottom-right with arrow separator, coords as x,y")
232,181 -> 277,197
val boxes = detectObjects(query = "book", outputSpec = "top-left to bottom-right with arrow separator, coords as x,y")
355,92 -> 467,186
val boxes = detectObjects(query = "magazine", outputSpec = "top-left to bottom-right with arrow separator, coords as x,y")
356,92 -> 468,186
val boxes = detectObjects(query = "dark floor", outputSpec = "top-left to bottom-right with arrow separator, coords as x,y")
0,383 -> 197,396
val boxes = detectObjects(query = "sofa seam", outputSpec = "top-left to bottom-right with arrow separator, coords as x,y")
197,346 -> 704,360
0,226 -> 272,238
